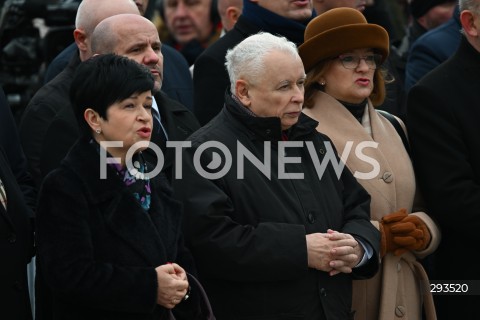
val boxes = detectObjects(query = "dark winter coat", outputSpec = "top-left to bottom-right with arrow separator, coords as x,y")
0,87 -> 36,320
19,53 -> 81,187
407,36 -> 480,320
0,148 -> 35,320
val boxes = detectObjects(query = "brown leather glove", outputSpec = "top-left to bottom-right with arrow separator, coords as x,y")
394,215 -> 431,252
379,209 -> 431,257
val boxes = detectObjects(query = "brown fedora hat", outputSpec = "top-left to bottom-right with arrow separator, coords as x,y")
299,8 -> 389,73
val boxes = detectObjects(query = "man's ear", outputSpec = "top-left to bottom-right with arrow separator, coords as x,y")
235,80 -> 251,107
227,6 -> 241,26
84,108 -> 102,133
416,16 -> 427,29
73,29 -> 88,52
461,10 -> 479,37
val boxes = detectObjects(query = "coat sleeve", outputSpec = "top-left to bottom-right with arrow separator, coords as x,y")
173,144 -> 309,283
318,133 -> 380,278
36,171 -> 158,313
396,116 -> 442,258
404,39 -> 443,92
0,89 -> 37,213
336,151 -> 381,279
18,99 -> 58,188
407,82 -> 480,234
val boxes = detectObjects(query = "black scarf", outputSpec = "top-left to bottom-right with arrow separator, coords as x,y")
339,99 -> 368,123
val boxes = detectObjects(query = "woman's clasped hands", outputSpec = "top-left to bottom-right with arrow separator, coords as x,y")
155,263 -> 190,309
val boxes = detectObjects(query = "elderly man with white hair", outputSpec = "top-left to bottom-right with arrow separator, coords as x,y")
175,32 -> 380,320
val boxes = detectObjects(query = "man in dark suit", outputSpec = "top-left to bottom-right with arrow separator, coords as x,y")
193,0 -> 315,125
0,86 -> 36,320
406,0 -> 480,318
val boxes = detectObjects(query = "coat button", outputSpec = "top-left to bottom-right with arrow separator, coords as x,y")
8,233 -> 16,243
382,171 -> 393,183
307,212 -> 316,224
320,288 -> 327,297
319,148 -> 325,154
395,305 -> 406,317
265,129 -> 271,135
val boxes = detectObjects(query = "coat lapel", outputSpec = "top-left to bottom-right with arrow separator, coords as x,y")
304,91 -> 389,177
63,138 -> 168,265
102,191 -> 168,266
303,92 -> 414,216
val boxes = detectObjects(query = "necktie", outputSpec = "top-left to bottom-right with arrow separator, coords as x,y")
152,108 -> 169,152
0,178 -> 7,210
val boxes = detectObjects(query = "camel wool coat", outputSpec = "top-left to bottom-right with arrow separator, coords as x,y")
303,91 -> 440,320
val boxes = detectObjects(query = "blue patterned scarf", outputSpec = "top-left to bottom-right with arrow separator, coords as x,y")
91,140 -> 151,211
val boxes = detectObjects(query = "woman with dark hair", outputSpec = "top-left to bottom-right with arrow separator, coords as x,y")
35,54 -> 194,320
299,8 -> 439,320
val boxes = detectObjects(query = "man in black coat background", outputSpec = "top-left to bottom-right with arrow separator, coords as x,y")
406,0 -> 480,318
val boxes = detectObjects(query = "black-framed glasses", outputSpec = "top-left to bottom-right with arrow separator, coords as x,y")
337,54 -> 383,70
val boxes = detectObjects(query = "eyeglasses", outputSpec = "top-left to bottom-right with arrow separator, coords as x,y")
337,54 -> 383,70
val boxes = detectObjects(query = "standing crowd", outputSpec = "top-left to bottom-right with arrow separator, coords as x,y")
1,0 -> 479,319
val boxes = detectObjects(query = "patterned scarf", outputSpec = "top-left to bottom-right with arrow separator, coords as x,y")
91,140 -> 151,211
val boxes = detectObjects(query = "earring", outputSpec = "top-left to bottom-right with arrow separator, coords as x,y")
320,81 -> 326,86
95,128 -> 101,134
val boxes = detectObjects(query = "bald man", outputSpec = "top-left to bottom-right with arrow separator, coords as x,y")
20,0 -> 140,187
43,0 -> 194,110
63,14 -> 199,180
134,0 -> 150,15
43,0 -> 139,82
91,14 -> 164,91
217,0 -> 243,33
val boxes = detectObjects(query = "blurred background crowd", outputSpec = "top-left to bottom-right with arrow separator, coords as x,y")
0,0 -> 458,124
